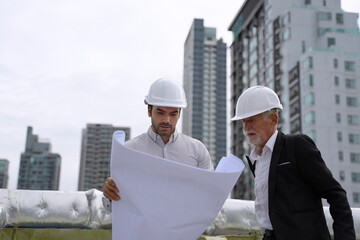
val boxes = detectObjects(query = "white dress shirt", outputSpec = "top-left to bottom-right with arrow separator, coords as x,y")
249,130 -> 278,233
102,127 -> 213,212
125,127 -> 213,170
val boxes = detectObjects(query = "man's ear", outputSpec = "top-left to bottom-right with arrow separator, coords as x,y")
271,113 -> 278,125
148,106 -> 152,117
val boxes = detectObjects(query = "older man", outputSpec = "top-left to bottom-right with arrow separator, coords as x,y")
231,86 -> 355,240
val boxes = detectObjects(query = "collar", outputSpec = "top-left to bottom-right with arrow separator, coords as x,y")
249,130 -> 278,163
147,126 -> 178,143
266,130 -> 278,152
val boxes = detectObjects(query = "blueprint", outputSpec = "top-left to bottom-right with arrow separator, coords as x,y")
110,130 -> 244,240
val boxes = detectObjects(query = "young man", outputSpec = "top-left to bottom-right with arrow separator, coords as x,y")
103,78 -> 213,205
231,86 -> 355,240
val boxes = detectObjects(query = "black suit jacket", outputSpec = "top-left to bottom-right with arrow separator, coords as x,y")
248,132 -> 355,240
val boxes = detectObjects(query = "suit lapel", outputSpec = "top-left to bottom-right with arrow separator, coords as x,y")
268,132 -> 285,207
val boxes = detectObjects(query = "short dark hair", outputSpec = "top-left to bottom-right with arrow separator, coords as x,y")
148,105 -> 181,116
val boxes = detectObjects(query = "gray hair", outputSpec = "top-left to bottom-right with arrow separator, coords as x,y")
262,108 -> 279,120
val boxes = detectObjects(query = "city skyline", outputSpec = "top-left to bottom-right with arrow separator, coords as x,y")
0,0 -> 359,191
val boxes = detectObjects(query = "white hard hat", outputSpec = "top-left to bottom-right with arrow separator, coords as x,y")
144,78 -> 187,108
231,85 -> 283,121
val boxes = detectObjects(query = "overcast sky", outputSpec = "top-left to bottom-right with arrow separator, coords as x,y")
0,0 -> 359,191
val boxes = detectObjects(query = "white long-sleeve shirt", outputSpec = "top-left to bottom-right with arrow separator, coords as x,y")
125,127 -> 213,170
102,126 -> 213,211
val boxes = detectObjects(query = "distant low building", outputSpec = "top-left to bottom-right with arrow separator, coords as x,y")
77,123 -> 130,191
0,159 -> 9,188
17,126 -> 61,190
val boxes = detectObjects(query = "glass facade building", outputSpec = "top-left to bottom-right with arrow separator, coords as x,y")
17,126 -> 61,190
183,19 -> 227,167
228,0 -> 360,206
0,159 -> 9,188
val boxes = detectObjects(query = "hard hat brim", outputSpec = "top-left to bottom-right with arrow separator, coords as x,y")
231,106 -> 283,121
145,101 -> 187,108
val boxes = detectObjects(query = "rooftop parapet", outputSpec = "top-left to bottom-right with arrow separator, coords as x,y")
0,189 -> 359,238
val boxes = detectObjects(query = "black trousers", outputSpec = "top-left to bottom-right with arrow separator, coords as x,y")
262,229 -> 276,240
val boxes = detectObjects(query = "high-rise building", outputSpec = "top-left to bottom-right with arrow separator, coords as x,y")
0,159 -> 9,188
17,126 -> 61,190
183,18 -> 227,167
78,123 -> 130,191
228,0 -> 360,207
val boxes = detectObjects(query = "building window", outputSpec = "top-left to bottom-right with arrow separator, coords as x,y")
302,41 -> 306,53
317,12 -> 332,21
282,12 -> 291,26
334,76 -> 339,86
352,172 -> 360,182
333,58 -> 338,68
318,28 -> 328,36
283,28 -> 291,41
290,84 -> 300,99
337,132 -> 342,142
307,130 -> 316,142
336,13 -> 344,24
302,56 -> 313,72
345,61 -> 355,71
351,153 -> 360,163
340,170 -> 345,181
348,115 -> 359,125
336,113 -> 341,123
305,0 -> 311,5
347,97 -> 357,107
266,23 -> 272,36
335,94 -> 340,104
339,151 -> 344,161
304,92 -> 315,108
354,192 -> 360,203
304,111 -> 315,127
349,134 -> 360,144
346,78 -> 356,89
290,119 -> 301,133
327,38 -> 336,47
290,102 -> 300,116
303,74 -> 313,90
